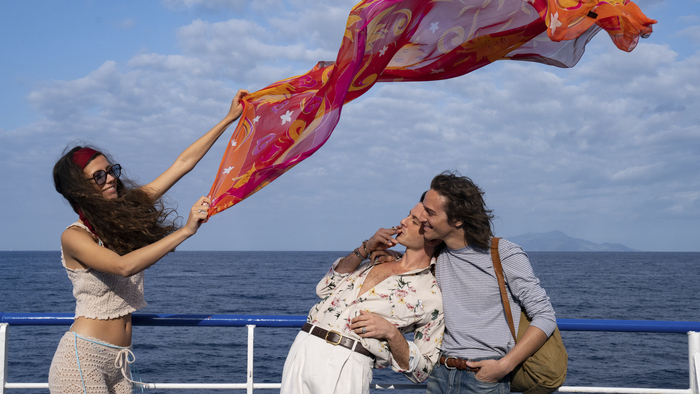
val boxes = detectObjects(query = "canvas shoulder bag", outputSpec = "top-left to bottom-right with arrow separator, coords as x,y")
491,237 -> 568,394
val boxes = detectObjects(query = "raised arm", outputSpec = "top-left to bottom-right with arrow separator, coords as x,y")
316,227 -> 400,298
334,227 -> 400,273
141,90 -> 248,200
62,197 -> 210,277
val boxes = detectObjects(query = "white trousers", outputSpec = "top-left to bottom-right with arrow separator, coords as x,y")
280,330 -> 374,394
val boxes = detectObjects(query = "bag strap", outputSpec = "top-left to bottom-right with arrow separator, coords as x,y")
491,237 -> 518,343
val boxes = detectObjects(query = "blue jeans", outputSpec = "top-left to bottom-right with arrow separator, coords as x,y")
426,357 -> 510,394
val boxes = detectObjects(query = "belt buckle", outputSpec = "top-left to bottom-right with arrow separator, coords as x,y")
443,356 -> 457,370
325,330 -> 343,346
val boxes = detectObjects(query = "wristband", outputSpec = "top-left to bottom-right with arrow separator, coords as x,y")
362,240 -> 370,257
353,248 -> 365,260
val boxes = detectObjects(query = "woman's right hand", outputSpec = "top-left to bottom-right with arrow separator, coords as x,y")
184,196 -> 211,235
225,89 -> 249,122
366,226 -> 400,254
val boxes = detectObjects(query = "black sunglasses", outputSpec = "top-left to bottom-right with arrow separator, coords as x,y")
86,164 -> 121,186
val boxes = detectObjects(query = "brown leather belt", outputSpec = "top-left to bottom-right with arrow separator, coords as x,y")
439,355 -> 482,372
302,323 -> 374,359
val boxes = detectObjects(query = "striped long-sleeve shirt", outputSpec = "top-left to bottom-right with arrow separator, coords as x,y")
436,238 -> 557,359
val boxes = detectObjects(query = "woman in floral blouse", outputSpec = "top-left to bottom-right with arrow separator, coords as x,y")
281,203 -> 444,394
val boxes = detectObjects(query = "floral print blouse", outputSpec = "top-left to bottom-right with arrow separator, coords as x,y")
307,257 -> 444,383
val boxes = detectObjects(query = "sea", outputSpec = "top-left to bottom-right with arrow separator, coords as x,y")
1,250 -> 699,393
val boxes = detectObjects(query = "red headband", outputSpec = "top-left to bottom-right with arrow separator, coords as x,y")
71,147 -> 106,244
72,148 -> 100,169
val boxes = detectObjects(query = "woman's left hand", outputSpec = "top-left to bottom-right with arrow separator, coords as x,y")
351,310 -> 400,341
226,89 -> 249,122
371,249 -> 402,264
184,196 -> 211,235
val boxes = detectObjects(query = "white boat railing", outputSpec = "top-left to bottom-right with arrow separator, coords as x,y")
1,313 -> 700,394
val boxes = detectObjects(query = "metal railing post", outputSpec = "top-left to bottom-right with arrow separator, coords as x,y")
689,332 -> 700,394
1,323 -> 8,394
247,325 -> 255,394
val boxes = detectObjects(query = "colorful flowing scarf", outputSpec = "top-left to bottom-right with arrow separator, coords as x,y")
206,0 -> 655,217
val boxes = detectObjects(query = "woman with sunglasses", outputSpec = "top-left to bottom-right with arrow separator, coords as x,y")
48,89 -> 248,394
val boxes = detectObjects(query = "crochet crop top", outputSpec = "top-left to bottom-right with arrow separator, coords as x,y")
61,222 -> 147,320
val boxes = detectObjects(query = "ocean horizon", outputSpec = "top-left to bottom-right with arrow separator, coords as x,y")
2,250 -> 699,393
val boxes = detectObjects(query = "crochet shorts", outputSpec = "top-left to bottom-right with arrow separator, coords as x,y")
49,331 -> 133,394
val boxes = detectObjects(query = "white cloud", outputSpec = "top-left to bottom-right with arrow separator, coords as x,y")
573,42 -> 677,84
175,18 -> 338,85
677,15 -> 700,23
265,1 -> 357,50
676,25 -> 700,42
127,53 -> 209,75
610,162 -> 666,181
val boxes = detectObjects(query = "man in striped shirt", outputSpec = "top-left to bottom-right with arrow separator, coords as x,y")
420,172 -> 557,394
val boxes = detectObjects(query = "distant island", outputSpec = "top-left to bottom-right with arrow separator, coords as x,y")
506,230 -> 636,252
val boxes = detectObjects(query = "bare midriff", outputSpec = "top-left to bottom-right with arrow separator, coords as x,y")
70,314 -> 133,347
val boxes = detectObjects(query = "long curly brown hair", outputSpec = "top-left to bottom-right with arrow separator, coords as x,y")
53,145 -> 180,256
430,171 -> 494,250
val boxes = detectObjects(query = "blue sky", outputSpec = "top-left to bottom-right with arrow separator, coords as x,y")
1,0 -> 699,252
